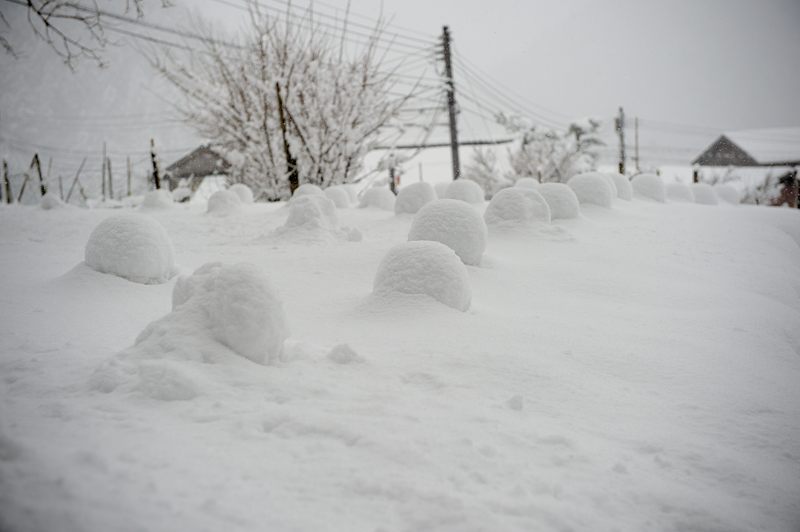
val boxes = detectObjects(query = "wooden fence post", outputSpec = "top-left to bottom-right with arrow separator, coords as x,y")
2,159 -> 11,204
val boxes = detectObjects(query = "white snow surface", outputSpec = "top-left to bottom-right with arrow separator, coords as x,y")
2,197 -> 800,532
140,189 -> 173,210
283,195 -> 338,230
715,184 -> 740,204
567,172 -> 615,207
229,183 -> 255,204
514,177 -> 540,189
84,214 -> 176,284
666,182 -> 695,203
292,183 -> 325,199
373,240 -> 471,311
394,182 -> 437,215
443,178 -> 485,204
359,186 -> 396,211
692,183 -> 720,205
40,192 -> 65,210
606,172 -> 633,200
537,183 -> 580,220
631,173 -> 667,202
434,181 -> 450,198
206,189 -> 242,215
485,187 -> 552,228
324,185 -> 351,208
407,199 -> 487,265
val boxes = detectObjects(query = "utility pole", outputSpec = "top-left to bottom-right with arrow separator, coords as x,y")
634,116 -> 640,173
150,138 -> 161,190
615,106 -> 626,175
442,26 -> 461,180
106,157 -> 113,199
2,159 -> 10,204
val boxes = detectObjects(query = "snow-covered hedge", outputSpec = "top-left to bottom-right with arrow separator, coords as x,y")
292,184 -> 325,200
84,214 -> 176,284
715,184 -> 740,204
567,173 -> 615,207
359,186 -> 396,211
606,173 -> 633,200
631,173 -> 666,202
229,183 -> 254,204
691,184 -> 718,205
395,182 -> 437,215
207,190 -> 242,215
141,189 -> 173,209
484,187 -> 551,228
665,183 -> 695,203
443,179 -> 485,204
537,183 -> 580,220
324,185 -> 351,208
284,195 -> 338,229
408,199 -> 487,265
514,177 -> 540,189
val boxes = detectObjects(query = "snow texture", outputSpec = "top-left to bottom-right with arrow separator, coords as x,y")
631,173 -> 666,202
324,186 -> 351,208
567,172 -> 615,207
284,195 -> 338,229
373,240 -> 471,311
359,186 -> 396,210
606,172 -> 633,200
84,214 -> 176,284
484,187 -> 552,228
140,189 -> 173,209
408,199 -> 487,265
394,182 -> 437,215
692,183 -> 719,205
40,192 -> 65,210
229,183 -> 255,204
433,182 -> 450,198
666,183 -> 695,203
206,189 -> 242,215
443,178 -> 485,204
537,183 -> 580,220
715,184 -> 740,204
514,177 -> 540,189
292,184 -> 324,200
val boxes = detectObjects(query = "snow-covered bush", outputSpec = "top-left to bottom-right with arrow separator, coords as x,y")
373,241 -> 471,311
443,179 -> 485,204
395,182 -> 436,215
207,190 -> 242,215
292,184 -> 325,200
462,147 -> 510,199
284,195 -> 338,229
514,177 -> 540,189
84,214 -> 176,284
229,183 -> 254,204
141,189 -> 173,209
359,186 -> 395,211
324,185 -> 351,208
408,199 -> 487,265
537,183 -> 580,220
171,183 -> 192,203
484,187 -> 551,228
606,173 -> 632,200
691,183 -> 718,205
631,173 -> 666,202
665,183 -> 695,203
40,192 -> 65,210
434,182 -> 449,198
715,184 -> 740,204
567,173 -> 614,207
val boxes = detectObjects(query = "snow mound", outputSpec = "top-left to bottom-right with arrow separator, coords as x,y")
484,187 -> 551,228
567,173 -> 615,207
443,179 -> 485,204
206,189 -> 242,215
606,173 -> 633,200
40,192 -> 65,210
408,199 -> 487,265
284,195 -> 338,229
229,183 -> 254,204
631,173 -> 666,202
514,177 -> 540,189
691,183 -> 719,205
327,344 -> 363,364
537,183 -> 580,220
434,182 -> 449,198
324,186 -> 351,208
373,240 -> 471,311
395,182 -> 437,215
171,184 -> 191,203
84,214 -> 176,284
665,183 -> 695,203
140,189 -> 173,209
715,184 -> 740,204
292,184 -> 324,200
359,187 -> 395,211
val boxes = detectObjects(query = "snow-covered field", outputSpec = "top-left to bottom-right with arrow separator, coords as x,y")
1,194 -> 799,531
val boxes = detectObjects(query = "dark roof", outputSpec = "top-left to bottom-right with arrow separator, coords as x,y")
692,135 -> 758,166
165,145 -> 231,179
693,129 -> 800,167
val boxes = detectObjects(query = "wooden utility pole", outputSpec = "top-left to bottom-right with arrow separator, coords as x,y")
275,82 -> 299,194
150,138 -> 161,190
2,159 -> 10,204
106,157 -> 113,199
32,154 -> 46,196
615,106 -> 626,175
634,116 -> 640,173
126,156 -> 132,196
101,142 -> 107,199
442,26 -> 461,180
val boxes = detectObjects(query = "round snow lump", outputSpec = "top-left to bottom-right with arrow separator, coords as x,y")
514,177 -> 540,189
141,188 -> 173,209
443,179 -> 485,204
171,262 -> 289,364
285,195 -> 338,229
395,182 -> 437,215
324,185 -> 351,208
85,214 -> 176,284
359,186 -> 396,210
537,183 -> 580,220
229,183 -> 254,204
408,199 -> 487,265
292,183 -> 324,200
484,187 -> 551,228
374,240 -> 471,311
606,173 -> 633,200
567,173 -> 615,207
631,173 -> 666,202
715,184 -> 740,204
207,189 -> 242,215
691,183 -> 718,205
40,192 -> 65,210
665,183 -> 695,203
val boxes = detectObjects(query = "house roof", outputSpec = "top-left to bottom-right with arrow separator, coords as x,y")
722,128 -> 800,165
165,144 -> 231,179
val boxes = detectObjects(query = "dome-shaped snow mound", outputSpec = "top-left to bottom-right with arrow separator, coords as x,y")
665,183 -> 695,203
691,183 -> 718,205
514,177 -> 540,189
40,192 -> 65,210
85,214 -> 176,284
207,189 -> 242,215
359,186 -> 395,210
715,184 -> 740,204
408,199 -> 487,265
606,173 -> 633,200
434,182 -> 449,198
373,241 -> 471,311
567,173 -> 615,207
631,173 -> 666,202
485,187 -> 551,228
141,189 -> 173,209
292,183 -> 324,200
284,195 -> 338,229
395,182 -> 437,215
324,185 -> 351,208
229,183 -> 254,204
537,183 -> 580,220
443,179 -> 485,204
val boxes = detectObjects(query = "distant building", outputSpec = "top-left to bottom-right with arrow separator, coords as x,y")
773,170 -> 798,208
164,144 -> 231,190
693,128 -> 800,167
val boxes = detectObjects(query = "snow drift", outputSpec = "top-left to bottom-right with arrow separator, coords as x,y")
485,187 -> 551,228
567,173 -> 615,207
395,182 -> 437,215
206,190 -> 242,215
408,199 -> 487,265
537,183 -> 580,220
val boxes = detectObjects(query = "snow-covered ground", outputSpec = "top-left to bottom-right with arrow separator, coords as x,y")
1,195 -> 799,531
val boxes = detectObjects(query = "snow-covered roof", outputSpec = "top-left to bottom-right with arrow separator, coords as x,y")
725,127 -> 800,165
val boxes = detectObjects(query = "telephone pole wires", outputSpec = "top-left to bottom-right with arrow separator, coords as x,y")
441,26 -> 461,180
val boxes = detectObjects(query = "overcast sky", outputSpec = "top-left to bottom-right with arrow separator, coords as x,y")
1,0 -> 798,177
